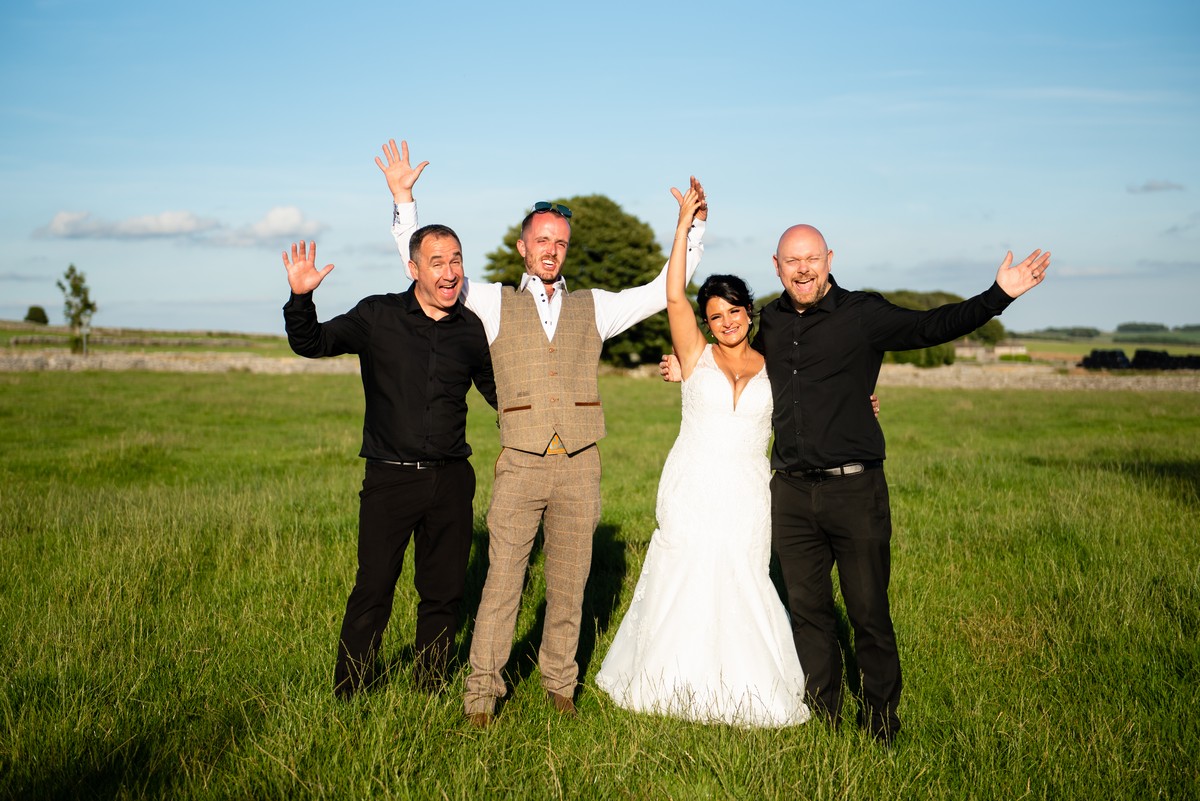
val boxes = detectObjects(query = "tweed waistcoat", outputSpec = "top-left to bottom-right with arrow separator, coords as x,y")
492,287 -> 605,454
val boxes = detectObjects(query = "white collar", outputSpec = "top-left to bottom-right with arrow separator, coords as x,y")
519,273 -> 568,297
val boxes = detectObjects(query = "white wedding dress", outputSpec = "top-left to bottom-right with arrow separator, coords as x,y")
595,345 -> 810,727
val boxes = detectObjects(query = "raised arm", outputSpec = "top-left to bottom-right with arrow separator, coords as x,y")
865,248 -> 1051,351
379,138 -> 427,279
592,181 -> 707,341
666,178 -> 709,378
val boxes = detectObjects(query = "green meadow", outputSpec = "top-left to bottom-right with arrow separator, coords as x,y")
1,370 -> 1197,800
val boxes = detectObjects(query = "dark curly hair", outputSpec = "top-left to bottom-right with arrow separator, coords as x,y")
695,274 -> 755,324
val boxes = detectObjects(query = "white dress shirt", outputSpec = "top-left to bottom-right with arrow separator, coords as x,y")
392,202 -> 705,345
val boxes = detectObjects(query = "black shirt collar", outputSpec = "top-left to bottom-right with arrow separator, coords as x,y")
401,283 -> 463,321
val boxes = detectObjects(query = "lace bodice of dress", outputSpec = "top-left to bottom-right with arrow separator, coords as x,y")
678,344 -> 772,455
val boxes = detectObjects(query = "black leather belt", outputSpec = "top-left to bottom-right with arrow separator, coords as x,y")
371,458 -> 462,470
782,460 -> 883,481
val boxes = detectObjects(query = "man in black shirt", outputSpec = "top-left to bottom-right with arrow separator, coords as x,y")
761,223 -> 1050,744
282,228 -> 497,699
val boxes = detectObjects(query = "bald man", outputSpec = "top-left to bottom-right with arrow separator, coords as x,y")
758,224 -> 1049,744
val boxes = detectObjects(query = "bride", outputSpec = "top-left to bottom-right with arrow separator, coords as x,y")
595,180 -> 810,727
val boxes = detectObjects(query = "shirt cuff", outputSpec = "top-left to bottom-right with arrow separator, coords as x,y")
285,291 -> 315,309
984,281 -> 1017,310
392,201 -> 417,226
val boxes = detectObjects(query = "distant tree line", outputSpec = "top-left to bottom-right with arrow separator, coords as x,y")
1111,322 -> 1200,345
1019,326 -> 1103,340
1018,323 -> 1200,346
1116,322 -> 1168,333
1113,330 -> 1200,346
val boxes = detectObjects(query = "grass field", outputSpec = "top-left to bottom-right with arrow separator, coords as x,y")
1,371 -> 1197,799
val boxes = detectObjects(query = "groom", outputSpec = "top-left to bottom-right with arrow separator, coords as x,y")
666,225 -> 1050,744
764,225 -> 1049,744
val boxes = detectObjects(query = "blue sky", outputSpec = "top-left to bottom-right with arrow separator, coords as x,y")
2,0 -> 1197,335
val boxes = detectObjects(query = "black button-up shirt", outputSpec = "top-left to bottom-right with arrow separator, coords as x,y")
755,276 -> 1013,471
284,287 -> 497,462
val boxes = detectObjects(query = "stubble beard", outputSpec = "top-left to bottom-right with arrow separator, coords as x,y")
526,253 -> 561,284
789,277 -> 830,312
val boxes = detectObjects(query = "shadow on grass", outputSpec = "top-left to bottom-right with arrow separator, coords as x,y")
4,670 -> 264,800
12,730 -> 176,800
1024,454 -> 1200,506
454,520 -> 498,667
1108,458 -> 1200,505
579,523 -> 627,678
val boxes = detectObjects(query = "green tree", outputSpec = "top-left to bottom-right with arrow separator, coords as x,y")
483,194 -> 694,366
1116,322 -> 1168,333
23,305 -> 49,325
57,264 -> 97,354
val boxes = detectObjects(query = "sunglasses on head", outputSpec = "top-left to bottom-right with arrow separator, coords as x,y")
532,201 -> 572,218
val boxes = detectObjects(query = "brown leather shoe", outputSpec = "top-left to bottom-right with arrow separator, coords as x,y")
467,711 -> 494,729
547,691 -> 577,717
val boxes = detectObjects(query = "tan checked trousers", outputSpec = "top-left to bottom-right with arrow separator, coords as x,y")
464,445 -> 602,715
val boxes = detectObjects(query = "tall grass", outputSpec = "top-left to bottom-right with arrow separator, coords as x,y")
1,371 -> 1197,799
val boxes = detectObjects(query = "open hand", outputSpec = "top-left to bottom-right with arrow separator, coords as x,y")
375,138 -> 429,203
995,249 -> 1051,299
282,240 -> 334,295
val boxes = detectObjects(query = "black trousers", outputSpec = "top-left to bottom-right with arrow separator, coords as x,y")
334,459 -> 475,695
770,467 -> 902,737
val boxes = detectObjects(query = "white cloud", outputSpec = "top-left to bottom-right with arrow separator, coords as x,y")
36,210 -> 220,239
211,206 -> 328,247
1128,180 -> 1185,194
33,206 -> 327,248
